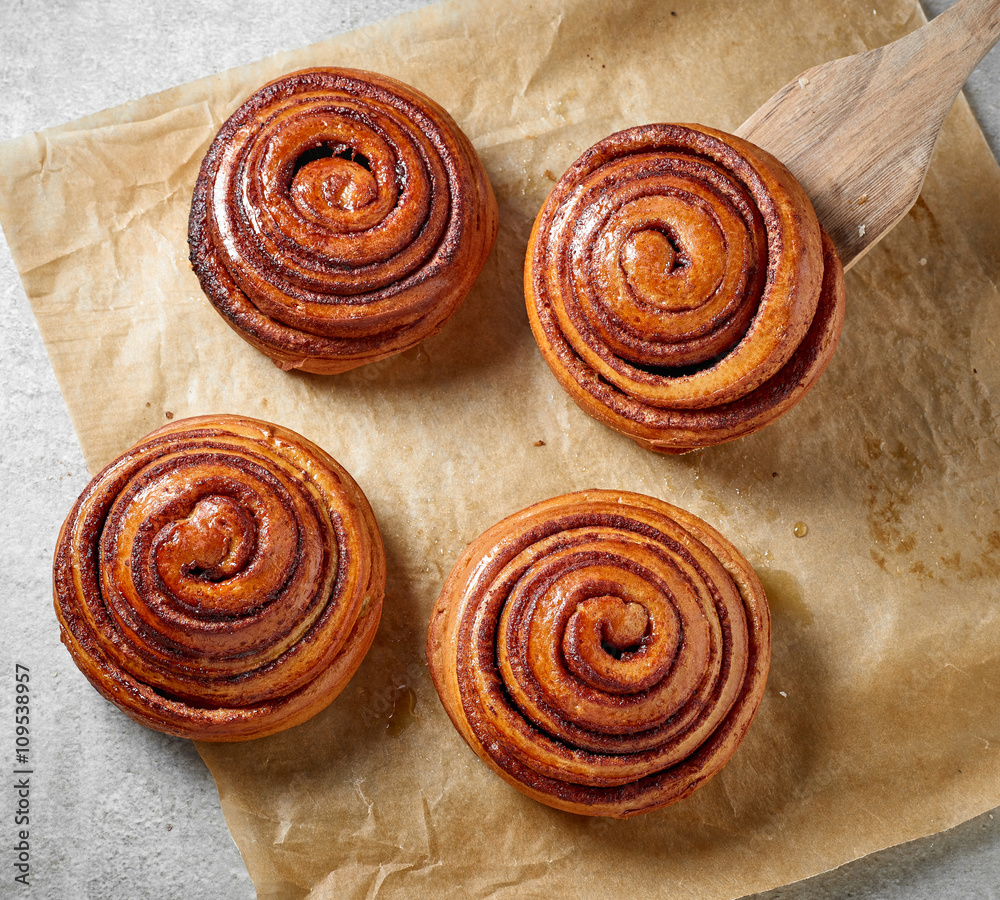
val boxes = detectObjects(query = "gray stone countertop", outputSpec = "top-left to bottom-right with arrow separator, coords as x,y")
0,1 -> 996,897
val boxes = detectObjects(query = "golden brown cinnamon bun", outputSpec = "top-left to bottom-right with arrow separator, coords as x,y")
189,67 -> 497,374
426,490 -> 770,818
525,124 -> 845,453
52,415 -> 385,741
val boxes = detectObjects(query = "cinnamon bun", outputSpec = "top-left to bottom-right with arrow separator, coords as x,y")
189,68 -> 497,374
525,124 -> 845,453
52,414 -> 385,741
427,490 -> 770,817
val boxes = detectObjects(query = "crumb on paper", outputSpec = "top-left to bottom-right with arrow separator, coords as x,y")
165,410 -> 174,420
920,257 -> 928,265
544,169 -> 557,182
534,440 -> 546,446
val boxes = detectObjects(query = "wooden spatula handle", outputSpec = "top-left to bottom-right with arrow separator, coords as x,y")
920,0 -> 1000,95
738,0 -> 1000,269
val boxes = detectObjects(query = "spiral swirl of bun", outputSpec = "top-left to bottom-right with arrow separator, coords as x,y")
426,490 -> 770,817
189,67 -> 498,374
53,415 -> 385,741
525,124 -> 845,453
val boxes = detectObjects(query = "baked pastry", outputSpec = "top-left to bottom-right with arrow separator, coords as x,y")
189,67 -> 498,374
52,414 -> 385,741
426,490 -> 770,818
525,123 -> 845,453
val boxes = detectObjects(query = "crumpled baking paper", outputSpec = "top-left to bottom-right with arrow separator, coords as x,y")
1,0 -> 999,897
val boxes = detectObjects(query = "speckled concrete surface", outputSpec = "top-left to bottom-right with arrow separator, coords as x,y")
0,2 -> 997,898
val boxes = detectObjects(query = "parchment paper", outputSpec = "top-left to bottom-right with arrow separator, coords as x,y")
2,0 -> 999,897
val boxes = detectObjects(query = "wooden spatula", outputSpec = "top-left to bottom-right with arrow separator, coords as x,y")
736,0 -> 1000,270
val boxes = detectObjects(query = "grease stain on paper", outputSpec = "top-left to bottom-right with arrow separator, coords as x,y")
861,434 -> 925,557
757,569 -> 813,628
